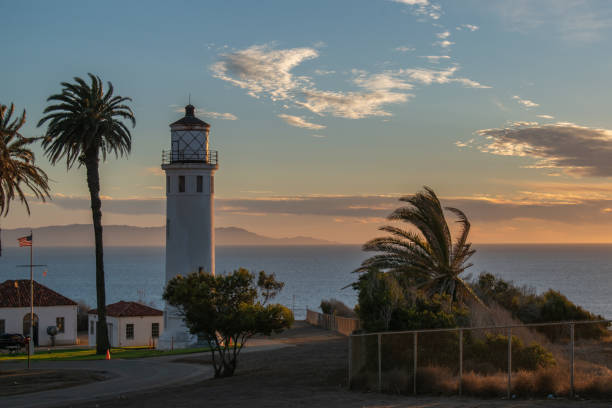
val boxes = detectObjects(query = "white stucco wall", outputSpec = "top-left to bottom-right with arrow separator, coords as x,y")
164,166 -> 216,278
88,314 -> 164,348
0,305 -> 77,346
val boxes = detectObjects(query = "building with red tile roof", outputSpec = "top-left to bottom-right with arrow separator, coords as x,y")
88,301 -> 164,348
0,280 -> 78,346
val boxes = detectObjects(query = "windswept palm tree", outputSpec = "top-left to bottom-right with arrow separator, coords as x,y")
38,74 -> 135,354
0,104 -> 50,255
357,186 -> 480,305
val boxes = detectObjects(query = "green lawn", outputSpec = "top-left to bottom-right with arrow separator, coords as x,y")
0,346 -> 211,361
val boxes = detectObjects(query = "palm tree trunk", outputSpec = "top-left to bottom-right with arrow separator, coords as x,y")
85,150 -> 109,354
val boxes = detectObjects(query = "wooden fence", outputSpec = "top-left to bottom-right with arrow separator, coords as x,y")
306,309 -> 360,336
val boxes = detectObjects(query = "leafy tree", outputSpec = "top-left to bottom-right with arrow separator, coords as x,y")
37,74 -> 135,354
164,268 -> 294,378
0,103 -> 50,255
357,186 -> 480,305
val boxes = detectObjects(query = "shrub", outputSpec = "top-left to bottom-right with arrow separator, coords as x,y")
320,298 -> 355,318
473,273 -> 608,341
464,333 -> 555,372
416,366 -> 457,395
511,368 -> 564,397
575,373 -> 612,398
461,371 -> 506,397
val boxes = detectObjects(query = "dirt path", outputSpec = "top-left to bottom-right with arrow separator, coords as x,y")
61,322 -> 612,408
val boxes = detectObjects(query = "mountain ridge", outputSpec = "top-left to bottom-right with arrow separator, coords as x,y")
0,224 -> 337,247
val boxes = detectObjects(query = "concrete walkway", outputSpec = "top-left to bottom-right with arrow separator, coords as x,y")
1,343 -> 292,408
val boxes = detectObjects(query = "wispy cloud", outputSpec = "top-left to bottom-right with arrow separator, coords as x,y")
495,0 -> 612,42
395,46 -> 416,52
277,114 -> 326,130
456,24 -> 479,31
353,71 -> 415,91
391,0 -> 442,20
174,107 -> 237,121
212,44 -> 489,120
420,55 -> 451,63
211,44 -> 318,100
537,114 -> 555,119
436,31 -> 451,39
434,40 -> 454,48
512,95 -> 539,108
313,69 -> 335,75
296,88 -> 411,119
398,66 -> 491,88
474,122 -> 612,177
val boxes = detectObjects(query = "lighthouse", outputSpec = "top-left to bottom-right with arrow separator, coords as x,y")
157,104 -> 218,349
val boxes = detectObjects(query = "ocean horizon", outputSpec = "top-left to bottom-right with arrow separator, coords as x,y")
1,244 -> 611,320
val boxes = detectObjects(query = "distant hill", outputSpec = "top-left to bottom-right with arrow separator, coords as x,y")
0,225 -> 336,247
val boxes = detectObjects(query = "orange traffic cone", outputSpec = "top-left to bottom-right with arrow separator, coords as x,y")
106,349 -> 111,360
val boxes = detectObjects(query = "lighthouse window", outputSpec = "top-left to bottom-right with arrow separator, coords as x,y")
197,176 -> 203,192
179,176 -> 185,192
210,176 -> 214,194
166,176 -> 170,193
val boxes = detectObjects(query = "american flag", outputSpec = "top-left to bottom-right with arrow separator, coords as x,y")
18,235 -> 32,247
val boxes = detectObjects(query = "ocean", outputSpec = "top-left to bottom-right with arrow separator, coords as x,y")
1,244 -> 611,320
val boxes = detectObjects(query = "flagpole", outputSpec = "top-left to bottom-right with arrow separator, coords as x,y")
30,230 -> 34,362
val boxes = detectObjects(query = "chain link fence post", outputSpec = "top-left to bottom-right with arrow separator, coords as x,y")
570,323 -> 575,398
507,327 -> 512,399
377,333 -> 382,392
459,328 -> 463,396
348,334 -> 352,388
413,332 -> 418,395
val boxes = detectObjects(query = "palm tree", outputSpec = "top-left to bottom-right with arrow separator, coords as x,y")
0,104 -> 50,255
358,186 -> 480,305
38,74 -> 135,354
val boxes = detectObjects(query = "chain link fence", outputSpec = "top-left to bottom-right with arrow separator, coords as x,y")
349,320 -> 612,399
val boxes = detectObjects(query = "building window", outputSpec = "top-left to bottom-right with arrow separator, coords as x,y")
152,323 -> 160,338
197,176 -> 203,193
90,320 -> 95,335
56,317 -> 65,333
179,176 -> 185,192
0,319 -> 5,334
126,324 -> 134,339
166,176 -> 170,194
210,176 -> 214,194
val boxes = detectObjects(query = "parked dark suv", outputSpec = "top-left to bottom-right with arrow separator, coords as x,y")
0,333 -> 27,351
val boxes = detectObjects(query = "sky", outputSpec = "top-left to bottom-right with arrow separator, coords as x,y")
1,0 -> 612,244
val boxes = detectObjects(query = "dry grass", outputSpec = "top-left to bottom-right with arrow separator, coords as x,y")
461,371 -> 506,398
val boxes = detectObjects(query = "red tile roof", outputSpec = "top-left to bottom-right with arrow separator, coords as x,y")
88,301 -> 163,317
0,280 -> 77,308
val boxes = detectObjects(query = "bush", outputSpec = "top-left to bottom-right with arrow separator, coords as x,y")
464,333 -> 555,373
319,298 -> 355,318
473,273 -> 608,340
461,371 -> 506,398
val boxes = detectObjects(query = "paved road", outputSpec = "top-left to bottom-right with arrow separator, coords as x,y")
1,343 -> 292,408
1,355 -> 214,408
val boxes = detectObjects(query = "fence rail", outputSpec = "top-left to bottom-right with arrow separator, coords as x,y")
349,319 -> 612,399
306,309 -> 360,336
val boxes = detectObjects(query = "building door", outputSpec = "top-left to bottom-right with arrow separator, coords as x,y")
23,314 -> 39,346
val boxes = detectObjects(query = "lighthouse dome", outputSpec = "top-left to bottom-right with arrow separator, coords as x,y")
170,104 -> 210,128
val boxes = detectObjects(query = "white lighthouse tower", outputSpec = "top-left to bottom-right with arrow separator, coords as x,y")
157,104 -> 218,349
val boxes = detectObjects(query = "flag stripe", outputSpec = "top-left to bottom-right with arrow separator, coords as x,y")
18,235 -> 32,247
